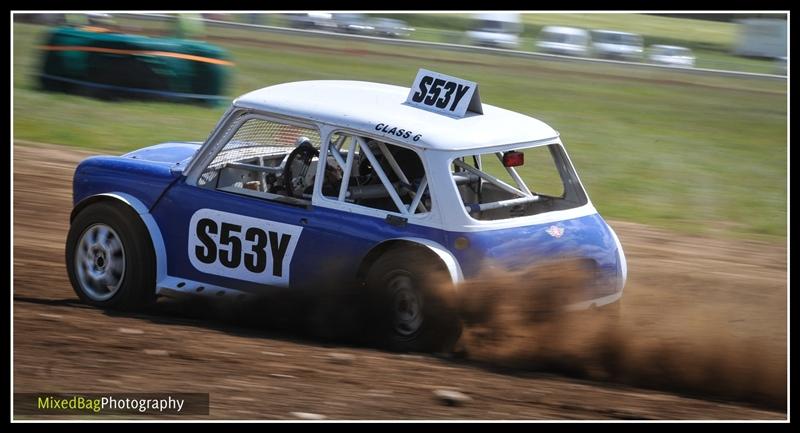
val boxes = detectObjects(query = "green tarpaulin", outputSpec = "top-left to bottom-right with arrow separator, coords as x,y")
40,26 -> 232,104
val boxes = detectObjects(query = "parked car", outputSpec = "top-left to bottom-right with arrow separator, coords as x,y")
371,18 -> 414,38
536,26 -> 591,57
648,45 -> 696,67
333,13 -> 375,35
591,30 -> 644,61
465,13 -> 522,49
284,13 -> 337,31
65,69 -> 627,352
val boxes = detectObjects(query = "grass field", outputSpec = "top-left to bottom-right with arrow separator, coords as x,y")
377,12 -> 737,46
12,21 -> 787,240
165,13 -> 780,74
368,12 -> 782,73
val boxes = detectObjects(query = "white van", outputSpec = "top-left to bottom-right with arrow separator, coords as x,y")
591,30 -> 644,61
465,13 -> 523,49
536,26 -> 590,57
648,45 -> 695,68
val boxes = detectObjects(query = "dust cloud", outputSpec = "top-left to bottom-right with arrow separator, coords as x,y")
449,259 -> 787,410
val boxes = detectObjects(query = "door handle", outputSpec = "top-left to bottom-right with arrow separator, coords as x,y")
385,214 -> 407,227
300,218 -> 309,225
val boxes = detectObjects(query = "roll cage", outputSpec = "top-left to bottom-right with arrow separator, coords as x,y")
183,109 -> 432,216
184,107 -> 579,221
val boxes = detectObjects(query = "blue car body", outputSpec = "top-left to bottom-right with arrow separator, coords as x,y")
69,77 -> 626,311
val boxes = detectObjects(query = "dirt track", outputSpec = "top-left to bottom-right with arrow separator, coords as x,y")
12,142 -> 787,420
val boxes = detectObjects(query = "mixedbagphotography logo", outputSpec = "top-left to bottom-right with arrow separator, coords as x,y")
14,393 -> 209,416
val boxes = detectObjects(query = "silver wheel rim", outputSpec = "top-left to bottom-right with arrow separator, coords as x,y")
390,274 -> 423,337
75,223 -> 126,301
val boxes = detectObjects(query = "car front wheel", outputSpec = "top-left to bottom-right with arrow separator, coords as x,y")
66,201 -> 156,310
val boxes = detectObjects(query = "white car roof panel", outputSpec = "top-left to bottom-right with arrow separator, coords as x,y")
542,26 -> 588,35
233,80 -> 558,151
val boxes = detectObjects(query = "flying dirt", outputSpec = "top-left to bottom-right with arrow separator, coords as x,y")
454,259 -> 786,409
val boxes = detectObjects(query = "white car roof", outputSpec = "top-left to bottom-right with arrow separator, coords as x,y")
233,80 -> 559,151
541,26 -> 588,35
473,12 -> 521,23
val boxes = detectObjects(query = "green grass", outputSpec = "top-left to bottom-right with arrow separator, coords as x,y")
388,12 -> 738,46
113,13 -> 782,74
134,13 -> 782,74
518,13 -> 736,46
12,22 -> 787,240
371,12 -> 780,74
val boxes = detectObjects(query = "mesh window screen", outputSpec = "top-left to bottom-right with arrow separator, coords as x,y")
199,117 -> 320,186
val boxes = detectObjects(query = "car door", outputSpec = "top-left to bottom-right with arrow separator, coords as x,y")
150,114 -> 344,295
303,129 -> 447,281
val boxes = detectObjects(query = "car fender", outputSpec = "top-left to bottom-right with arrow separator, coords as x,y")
363,237 -> 464,286
71,192 -> 167,285
607,226 -> 627,290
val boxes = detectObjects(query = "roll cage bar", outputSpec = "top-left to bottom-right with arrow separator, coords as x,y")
324,134 -> 429,216
453,151 -> 542,213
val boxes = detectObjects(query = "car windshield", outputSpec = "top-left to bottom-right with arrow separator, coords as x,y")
666,47 -> 689,56
450,143 -> 588,221
474,19 -> 516,33
542,31 -> 583,44
336,14 -> 365,23
376,19 -> 402,27
595,32 -> 641,46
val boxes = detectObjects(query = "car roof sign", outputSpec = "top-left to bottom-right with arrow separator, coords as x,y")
405,69 -> 483,118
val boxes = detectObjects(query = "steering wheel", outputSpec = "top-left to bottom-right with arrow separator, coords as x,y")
282,140 -> 319,198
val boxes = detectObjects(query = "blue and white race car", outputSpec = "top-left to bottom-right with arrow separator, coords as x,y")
66,69 -> 626,351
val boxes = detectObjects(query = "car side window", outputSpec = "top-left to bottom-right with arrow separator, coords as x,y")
320,132 -> 432,215
198,117 -> 321,204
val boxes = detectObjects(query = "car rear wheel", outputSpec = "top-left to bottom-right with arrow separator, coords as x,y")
365,248 -> 461,353
66,201 -> 156,310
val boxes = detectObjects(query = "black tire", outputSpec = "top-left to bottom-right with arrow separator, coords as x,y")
365,248 -> 462,353
65,201 -> 156,310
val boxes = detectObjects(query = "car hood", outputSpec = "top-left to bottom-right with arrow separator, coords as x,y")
122,142 -> 202,167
